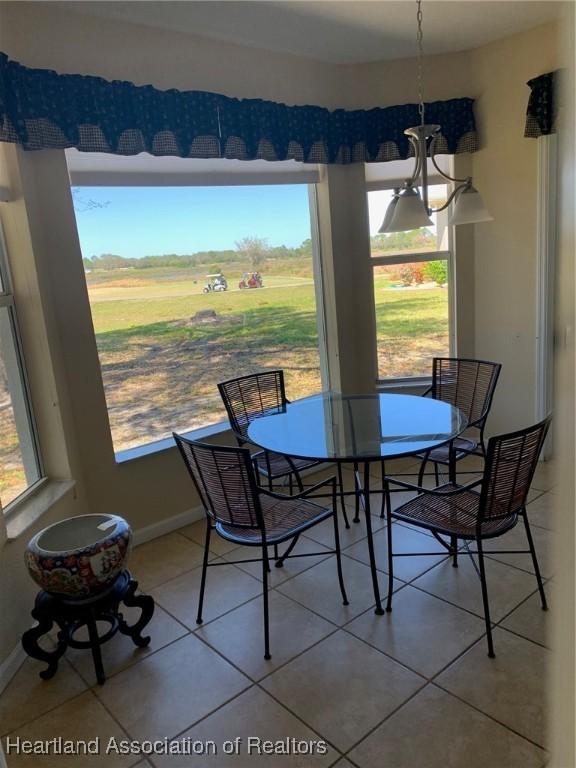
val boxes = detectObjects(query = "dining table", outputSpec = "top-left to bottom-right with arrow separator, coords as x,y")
247,391 -> 468,615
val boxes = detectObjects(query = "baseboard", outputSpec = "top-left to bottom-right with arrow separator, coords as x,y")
132,505 -> 203,546
0,641 -> 26,697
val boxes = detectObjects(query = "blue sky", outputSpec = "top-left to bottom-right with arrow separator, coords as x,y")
72,185 -> 313,258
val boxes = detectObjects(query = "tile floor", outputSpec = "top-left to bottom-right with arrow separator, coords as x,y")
1,459 -> 555,767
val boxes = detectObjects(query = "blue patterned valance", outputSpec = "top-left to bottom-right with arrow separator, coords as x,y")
0,53 -> 479,164
525,72 -> 556,138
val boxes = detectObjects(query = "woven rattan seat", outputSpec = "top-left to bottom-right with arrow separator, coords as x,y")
217,494 -> 332,545
423,437 -> 478,465
393,483 -> 517,539
252,450 -> 318,480
384,416 -> 551,658
173,433 -> 348,660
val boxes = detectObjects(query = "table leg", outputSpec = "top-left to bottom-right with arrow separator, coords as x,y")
362,462 -> 384,615
353,464 -> 367,524
353,462 -> 361,523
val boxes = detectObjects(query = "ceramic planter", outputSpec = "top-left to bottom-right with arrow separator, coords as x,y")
25,514 -> 132,598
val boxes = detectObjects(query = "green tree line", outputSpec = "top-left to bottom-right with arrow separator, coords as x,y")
82,228 -> 435,272
83,238 -> 314,271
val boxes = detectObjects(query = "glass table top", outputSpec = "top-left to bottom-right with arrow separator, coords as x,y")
247,392 -> 468,462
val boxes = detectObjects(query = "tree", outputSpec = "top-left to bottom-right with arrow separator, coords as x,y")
71,188 -> 110,213
234,236 -> 270,269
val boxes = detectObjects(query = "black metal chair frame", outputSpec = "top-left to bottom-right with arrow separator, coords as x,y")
218,370 -> 350,530
383,416 -> 551,657
417,357 -> 502,486
173,434 -> 348,660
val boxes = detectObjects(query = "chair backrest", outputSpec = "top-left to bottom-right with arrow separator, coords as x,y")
173,433 -> 262,529
479,416 -> 551,522
432,358 -> 502,428
218,370 -> 287,441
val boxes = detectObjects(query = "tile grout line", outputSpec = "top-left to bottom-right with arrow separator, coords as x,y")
5,493 -> 552,756
146,623 -> 348,763
431,678 -> 548,751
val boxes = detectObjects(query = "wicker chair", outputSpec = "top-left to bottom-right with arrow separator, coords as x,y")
218,371 -> 349,528
383,416 -> 551,657
173,433 -> 348,660
418,358 -> 502,486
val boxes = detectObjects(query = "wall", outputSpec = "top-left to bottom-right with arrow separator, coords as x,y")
0,5 -> 569,673
0,142 -> 94,662
0,2 -> 343,108
549,4 -> 575,765
469,23 -> 560,432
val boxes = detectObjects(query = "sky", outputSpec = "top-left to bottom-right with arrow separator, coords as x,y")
71,184 -> 439,259
72,185 -> 315,259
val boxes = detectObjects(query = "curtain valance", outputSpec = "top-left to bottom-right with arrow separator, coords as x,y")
524,72 -> 556,138
0,53 -> 479,164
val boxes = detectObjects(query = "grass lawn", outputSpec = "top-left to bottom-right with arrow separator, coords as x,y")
0,263 -> 449,502
372,274 -> 449,378
88,269 -> 323,450
86,266 -> 448,451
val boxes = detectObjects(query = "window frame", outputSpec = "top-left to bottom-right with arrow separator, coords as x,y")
0,222 -> 44,514
367,179 -> 457,387
69,176 -> 328,459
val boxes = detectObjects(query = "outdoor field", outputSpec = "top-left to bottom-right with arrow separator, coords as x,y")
0,257 -> 448,505
86,259 -> 448,452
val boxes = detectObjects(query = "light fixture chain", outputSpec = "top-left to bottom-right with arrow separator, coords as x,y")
416,0 -> 425,126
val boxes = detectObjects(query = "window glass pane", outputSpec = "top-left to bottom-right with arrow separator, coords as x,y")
72,185 -> 322,452
0,307 -> 41,507
373,260 -> 450,379
368,184 -> 449,256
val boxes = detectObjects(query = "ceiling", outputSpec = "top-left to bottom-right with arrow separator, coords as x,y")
58,1 -> 563,64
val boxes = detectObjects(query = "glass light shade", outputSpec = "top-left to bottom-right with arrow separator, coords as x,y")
378,196 -> 399,233
379,187 -> 433,233
449,185 -> 493,225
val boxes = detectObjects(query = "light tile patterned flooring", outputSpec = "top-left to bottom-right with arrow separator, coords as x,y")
1,458 -> 555,767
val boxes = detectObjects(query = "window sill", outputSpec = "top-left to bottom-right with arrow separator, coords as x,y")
5,478 -> 76,542
376,377 -> 431,390
115,420 -> 231,464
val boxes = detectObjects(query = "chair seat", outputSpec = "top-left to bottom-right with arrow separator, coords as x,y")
253,450 -> 319,480
418,436 -> 479,464
392,483 -> 518,540
216,494 -> 332,546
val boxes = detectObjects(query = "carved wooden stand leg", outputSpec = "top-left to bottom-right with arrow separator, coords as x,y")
118,577 -> 154,648
21,597 -> 67,681
21,570 -> 154,685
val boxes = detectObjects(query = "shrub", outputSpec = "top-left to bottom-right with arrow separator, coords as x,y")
423,260 -> 448,286
399,264 -> 425,286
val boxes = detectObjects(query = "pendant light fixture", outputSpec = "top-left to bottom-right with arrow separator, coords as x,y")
379,0 -> 492,233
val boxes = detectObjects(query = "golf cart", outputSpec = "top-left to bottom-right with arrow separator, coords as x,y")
203,274 -> 228,293
238,272 -> 263,289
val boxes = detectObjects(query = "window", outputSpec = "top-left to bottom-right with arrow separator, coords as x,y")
71,181 -> 324,454
367,179 -> 454,382
0,222 -> 42,510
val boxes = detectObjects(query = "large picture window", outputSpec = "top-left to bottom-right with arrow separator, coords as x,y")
367,182 -> 453,381
71,182 -> 324,454
0,224 -> 42,509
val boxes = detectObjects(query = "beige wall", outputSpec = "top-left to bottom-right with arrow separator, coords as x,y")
469,23 -> 560,433
549,4 -> 575,765
0,2 -> 342,108
0,5 -> 570,678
